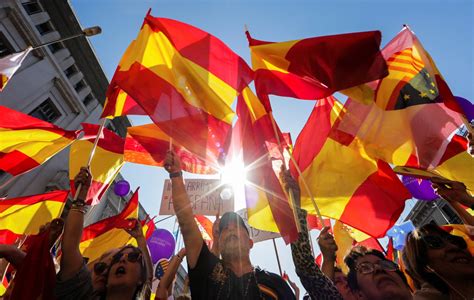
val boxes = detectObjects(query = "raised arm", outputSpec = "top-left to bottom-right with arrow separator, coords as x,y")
164,151 -> 203,268
124,219 -> 153,283
280,168 -> 343,300
59,167 -> 91,280
319,226 -> 338,281
432,177 -> 474,226
155,248 -> 186,299
0,245 -> 25,268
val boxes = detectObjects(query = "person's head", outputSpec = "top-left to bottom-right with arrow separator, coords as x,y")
345,246 -> 411,300
402,223 -> 474,294
217,212 -> 253,261
106,245 -> 147,299
333,267 -> 357,300
91,248 -> 120,293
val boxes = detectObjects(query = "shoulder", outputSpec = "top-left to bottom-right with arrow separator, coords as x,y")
55,262 -> 93,299
255,268 -> 295,300
413,283 -> 450,300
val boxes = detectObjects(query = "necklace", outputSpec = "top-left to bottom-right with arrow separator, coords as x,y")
216,266 -> 265,299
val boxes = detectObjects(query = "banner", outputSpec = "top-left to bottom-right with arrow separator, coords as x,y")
159,179 -> 234,216
236,208 -> 281,243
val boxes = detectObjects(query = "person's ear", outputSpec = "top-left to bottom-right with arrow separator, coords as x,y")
249,239 -> 254,249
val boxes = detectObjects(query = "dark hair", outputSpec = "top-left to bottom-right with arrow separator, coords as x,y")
402,223 -> 451,294
334,266 -> 343,273
344,246 -> 408,291
104,245 -> 149,300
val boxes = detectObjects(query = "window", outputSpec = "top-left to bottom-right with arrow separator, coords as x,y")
0,34 -> 13,58
35,22 -> 53,35
48,42 -> 63,53
441,205 -> 462,224
83,93 -> 94,106
74,80 -> 86,92
22,1 -> 42,15
29,99 -> 61,123
64,65 -> 77,77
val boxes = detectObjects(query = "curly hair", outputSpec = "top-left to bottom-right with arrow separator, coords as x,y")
344,245 -> 409,291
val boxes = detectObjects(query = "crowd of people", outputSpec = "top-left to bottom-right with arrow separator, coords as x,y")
0,141 -> 473,299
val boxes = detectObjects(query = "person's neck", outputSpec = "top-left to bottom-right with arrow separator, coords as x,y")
224,256 -> 253,277
105,287 -> 136,300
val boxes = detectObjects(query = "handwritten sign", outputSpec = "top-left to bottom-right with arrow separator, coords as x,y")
236,208 -> 281,243
160,179 -> 234,216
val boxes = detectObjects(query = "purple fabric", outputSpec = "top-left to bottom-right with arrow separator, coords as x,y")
402,175 -> 438,201
455,96 -> 474,122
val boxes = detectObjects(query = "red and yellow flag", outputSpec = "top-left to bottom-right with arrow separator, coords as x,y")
195,215 -> 214,243
124,123 -> 218,174
246,30 -> 387,106
102,12 -> 253,161
80,189 -> 139,263
69,123 -> 124,205
237,87 -> 298,244
335,28 -> 464,169
0,190 -> 69,244
0,47 -> 32,92
290,97 -> 411,238
0,106 -> 78,176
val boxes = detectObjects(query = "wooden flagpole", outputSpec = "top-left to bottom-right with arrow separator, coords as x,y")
272,238 -> 283,276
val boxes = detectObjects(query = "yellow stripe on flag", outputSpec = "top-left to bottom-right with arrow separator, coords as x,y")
250,40 -> 299,73
118,24 -> 237,124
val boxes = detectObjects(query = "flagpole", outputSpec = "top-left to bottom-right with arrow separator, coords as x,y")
74,118 -> 108,201
272,238 -> 283,276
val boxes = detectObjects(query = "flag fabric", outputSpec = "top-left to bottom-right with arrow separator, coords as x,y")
103,13 -> 253,162
237,86 -> 298,244
124,123 -> 217,174
69,123 -> 124,205
434,134 -> 474,194
0,106 -> 78,176
333,221 -> 355,274
142,216 -> 156,240
335,28 -> 465,169
306,214 -> 331,231
80,189 -> 139,263
194,215 -> 214,242
290,97 -> 411,238
386,238 -> 395,261
0,47 -> 31,91
0,190 -> 69,244
246,30 -> 387,106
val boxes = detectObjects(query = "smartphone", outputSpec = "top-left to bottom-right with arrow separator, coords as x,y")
116,219 -> 137,230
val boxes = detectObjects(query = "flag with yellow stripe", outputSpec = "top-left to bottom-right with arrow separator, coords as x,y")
80,189 -> 139,263
102,12 -> 253,162
0,190 -> 69,244
237,87 -> 298,244
290,97 -> 411,238
0,47 -> 31,92
0,106 -> 78,176
69,123 -> 124,205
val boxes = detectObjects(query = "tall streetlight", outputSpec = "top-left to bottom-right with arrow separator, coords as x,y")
31,26 -> 102,50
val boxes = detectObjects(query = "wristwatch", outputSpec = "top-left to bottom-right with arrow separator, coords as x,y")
169,171 -> 182,178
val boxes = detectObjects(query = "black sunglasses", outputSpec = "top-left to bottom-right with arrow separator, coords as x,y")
93,262 -> 108,275
422,234 -> 467,250
111,251 -> 142,265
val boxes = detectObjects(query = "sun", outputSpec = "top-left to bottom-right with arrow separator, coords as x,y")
219,157 -> 248,211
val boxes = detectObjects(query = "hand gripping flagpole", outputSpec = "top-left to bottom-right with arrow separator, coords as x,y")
73,118 -> 108,201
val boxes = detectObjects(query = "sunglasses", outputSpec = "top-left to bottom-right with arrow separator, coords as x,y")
111,251 -> 142,265
422,234 -> 467,250
355,260 -> 398,275
94,262 -> 108,275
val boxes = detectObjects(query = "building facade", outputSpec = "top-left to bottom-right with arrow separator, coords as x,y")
405,198 -> 463,227
0,0 -> 140,224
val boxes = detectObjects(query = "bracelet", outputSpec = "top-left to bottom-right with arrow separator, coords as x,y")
176,254 -> 183,261
71,199 -> 86,207
169,171 -> 182,178
70,207 -> 87,214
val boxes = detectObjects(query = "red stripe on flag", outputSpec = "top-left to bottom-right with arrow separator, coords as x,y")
438,135 -> 467,165
0,229 -> 22,245
81,123 -> 125,154
0,150 -> 40,176
0,190 -> 69,214
339,161 -> 410,238
113,62 -> 231,160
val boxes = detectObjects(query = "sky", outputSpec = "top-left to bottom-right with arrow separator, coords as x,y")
71,0 -> 473,297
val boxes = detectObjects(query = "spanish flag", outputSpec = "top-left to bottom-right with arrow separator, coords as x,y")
102,12 -> 253,161
69,123 -> 124,205
0,190 -> 69,244
124,123 -> 218,174
0,47 -> 31,92
80,189 -> 139,263
0,106 -> 78,176
290,97 -> 410,238
246,30 -> 387,106
434,135 -> 474,195
237,87 -> 298,244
